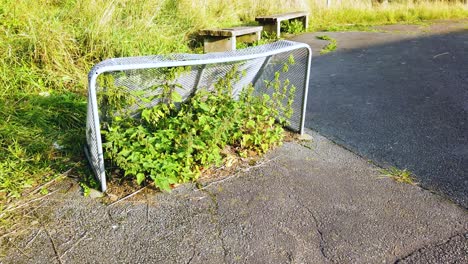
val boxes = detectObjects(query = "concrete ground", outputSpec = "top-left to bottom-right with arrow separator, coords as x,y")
2,21 -> 468,263
1,129 -> 467,263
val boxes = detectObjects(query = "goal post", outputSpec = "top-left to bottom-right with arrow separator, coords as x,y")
85,40 -> 312,192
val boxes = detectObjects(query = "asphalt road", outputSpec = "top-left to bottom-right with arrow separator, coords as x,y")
3,131 -> 467,263
293,21 -> 468,208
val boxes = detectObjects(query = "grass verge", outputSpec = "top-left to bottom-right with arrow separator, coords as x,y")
308,2 -> 468,31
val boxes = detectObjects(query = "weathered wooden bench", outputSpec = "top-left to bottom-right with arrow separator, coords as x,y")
199,26 -> 263,53
255,11 -> 309,38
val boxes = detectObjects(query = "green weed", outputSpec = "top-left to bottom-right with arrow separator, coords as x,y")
380,167 -> 416,185
317,35 -> 338,54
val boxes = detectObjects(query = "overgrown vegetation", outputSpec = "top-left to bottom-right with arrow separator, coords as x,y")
282,19 -> 306,34
0,92 -> 86,198
101,60 -> 296,191
0,0 -> 466,204
317,35 -> 338,54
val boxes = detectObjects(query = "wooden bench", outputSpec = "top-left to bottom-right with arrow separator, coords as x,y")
199,26 -> 263,53
255,11 -> 309,38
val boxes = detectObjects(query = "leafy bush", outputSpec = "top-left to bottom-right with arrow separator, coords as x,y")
101,59 -> 296,191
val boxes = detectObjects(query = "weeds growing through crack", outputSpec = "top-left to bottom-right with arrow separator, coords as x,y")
380,167 -> 416,185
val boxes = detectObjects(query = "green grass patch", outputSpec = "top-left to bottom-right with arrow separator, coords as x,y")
0,92 -> 86,198
319,24 -> 377,32
308,3 -> 468,32
316,35 -> 338,54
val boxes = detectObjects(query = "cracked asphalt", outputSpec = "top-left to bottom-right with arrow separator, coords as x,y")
1,129 -> 467,263
2,21 -> 468,263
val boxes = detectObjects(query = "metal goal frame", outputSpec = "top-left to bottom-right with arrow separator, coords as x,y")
85,40 -> 312,192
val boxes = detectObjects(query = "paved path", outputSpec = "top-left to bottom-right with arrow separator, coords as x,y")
1,130 -> 467,263
293,20 -> 468,208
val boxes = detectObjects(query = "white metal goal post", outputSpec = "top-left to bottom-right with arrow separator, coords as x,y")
85,40 -> 312,192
